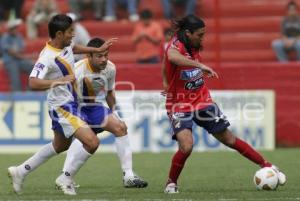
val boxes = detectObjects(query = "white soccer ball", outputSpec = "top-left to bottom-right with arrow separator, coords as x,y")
253,167 -> 279,190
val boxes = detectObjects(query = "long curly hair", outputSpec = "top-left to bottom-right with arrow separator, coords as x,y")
171,15 -> 205,57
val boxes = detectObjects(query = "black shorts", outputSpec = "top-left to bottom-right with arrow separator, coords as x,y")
168,103 -> 230,140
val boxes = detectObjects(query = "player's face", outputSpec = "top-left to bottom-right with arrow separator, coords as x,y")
187,27 -> 206,50
90,50 -> 108,71
62,25 -> 75,47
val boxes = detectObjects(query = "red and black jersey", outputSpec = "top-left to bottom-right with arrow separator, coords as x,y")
164,36 -> 213,113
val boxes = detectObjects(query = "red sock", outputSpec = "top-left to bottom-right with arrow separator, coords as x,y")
167,150 -> 191,185
232,138 -> 272,168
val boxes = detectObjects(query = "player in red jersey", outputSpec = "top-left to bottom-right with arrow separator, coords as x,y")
162,15 -> 286,194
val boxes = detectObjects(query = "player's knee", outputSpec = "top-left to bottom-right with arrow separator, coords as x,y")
52,143 -> 69,153
215,129 -> 236,147
89,139 -> 99,152
180,142 -> 193,154
114,122 -> 127,136
84,138 -> 99,153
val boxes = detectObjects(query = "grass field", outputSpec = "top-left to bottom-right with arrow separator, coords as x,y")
1,148 -> 300,201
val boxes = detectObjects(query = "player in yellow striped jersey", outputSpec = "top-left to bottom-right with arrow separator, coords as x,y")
8,15 -> 117,195
55,38 -> 148,189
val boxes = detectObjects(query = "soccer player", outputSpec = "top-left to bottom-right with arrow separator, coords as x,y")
162,15 -> 287,194
7,14 -> 116,195
55,37 -> 148,189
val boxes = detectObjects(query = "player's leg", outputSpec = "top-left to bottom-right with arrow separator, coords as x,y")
212,129 -> 286,185
8,131 -> 71,194
164,112 -> 194,194
51,103 -> 98,195
165,129 -> 193,194
55,126 -> 99,195
213,129 -> 272,167
101,113 -> 148,188
194,103 -> 286,185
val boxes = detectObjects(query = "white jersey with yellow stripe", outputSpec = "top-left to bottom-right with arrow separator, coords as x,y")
75,58 -> 116,103
30,42 -> 77,109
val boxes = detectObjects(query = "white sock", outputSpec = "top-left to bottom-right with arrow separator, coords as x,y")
62,138 -> 81,173
115,135 -> 134,177
63,138 -> 91,178
17,143 -> 57,177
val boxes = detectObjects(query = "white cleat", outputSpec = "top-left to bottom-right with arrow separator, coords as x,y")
8,166 -> 24,195
123,173 -> 148,188
72,180 -> 80,188
164,182 -> 179,194
272,165 -> 287,186
55,175 -> 77,195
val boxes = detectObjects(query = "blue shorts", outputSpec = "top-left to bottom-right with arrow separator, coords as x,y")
79,104 -> 112,134
49,102 -> 88,138
168,103 -> 230,140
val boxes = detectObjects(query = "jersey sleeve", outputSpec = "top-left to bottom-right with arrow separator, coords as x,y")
29,57 -> 49,79
107,62 -> 116,91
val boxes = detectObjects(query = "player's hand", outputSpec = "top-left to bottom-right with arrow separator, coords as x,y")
98,38 -> 118,52
200,64 -> 219,78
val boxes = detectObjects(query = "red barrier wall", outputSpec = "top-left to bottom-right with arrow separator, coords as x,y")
116,62 -> 300,147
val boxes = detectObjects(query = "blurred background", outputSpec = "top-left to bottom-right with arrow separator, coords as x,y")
0,0 -> 300,152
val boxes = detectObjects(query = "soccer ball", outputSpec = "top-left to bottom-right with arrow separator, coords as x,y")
253,167 -> 279,190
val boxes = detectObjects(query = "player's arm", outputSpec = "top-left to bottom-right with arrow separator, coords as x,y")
168,47 -> 218,78
161,56 -> 168,90
106,90 -> 116,111
29,75 -> 75,90
73,38 -> 118,54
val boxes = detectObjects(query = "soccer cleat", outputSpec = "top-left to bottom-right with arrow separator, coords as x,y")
271,165 -> 287,186
164,182 -> 179,194
123,173 -> 148,188
72,180 -> 80,188
8,166 -> 24,195
55,175 -> 77,195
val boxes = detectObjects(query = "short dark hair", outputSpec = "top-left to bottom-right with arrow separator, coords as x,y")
86,38 -> 105,56
140,9 -> 153,20
87,37 -> 105,48
48,14 -> 73,39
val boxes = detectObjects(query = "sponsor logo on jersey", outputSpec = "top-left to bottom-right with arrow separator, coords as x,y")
180,69 -> 202,80
184,78 -> 204,90
34,63 -> 45,70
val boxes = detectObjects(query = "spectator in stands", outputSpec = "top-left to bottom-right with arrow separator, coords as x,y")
26,0 -> 59,39
0,19 -> 33,91
132,9 -> 163,63
0,0 -> 24,22
67,13 -> 91,61
103,0 -> 139,22
68,0 -> 104,20
161,0 -> 196,19
272,1 -> 300,62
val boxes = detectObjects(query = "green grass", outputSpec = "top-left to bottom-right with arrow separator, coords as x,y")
1,148 -> 300,201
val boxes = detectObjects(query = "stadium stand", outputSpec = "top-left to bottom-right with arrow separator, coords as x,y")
0,0 -> 300,146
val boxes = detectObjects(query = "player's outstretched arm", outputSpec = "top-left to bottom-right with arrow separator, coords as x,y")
73,38 -> 118,54
29,75 -> 75,90
106,90 -> 117,111
167,48 -> 218,78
